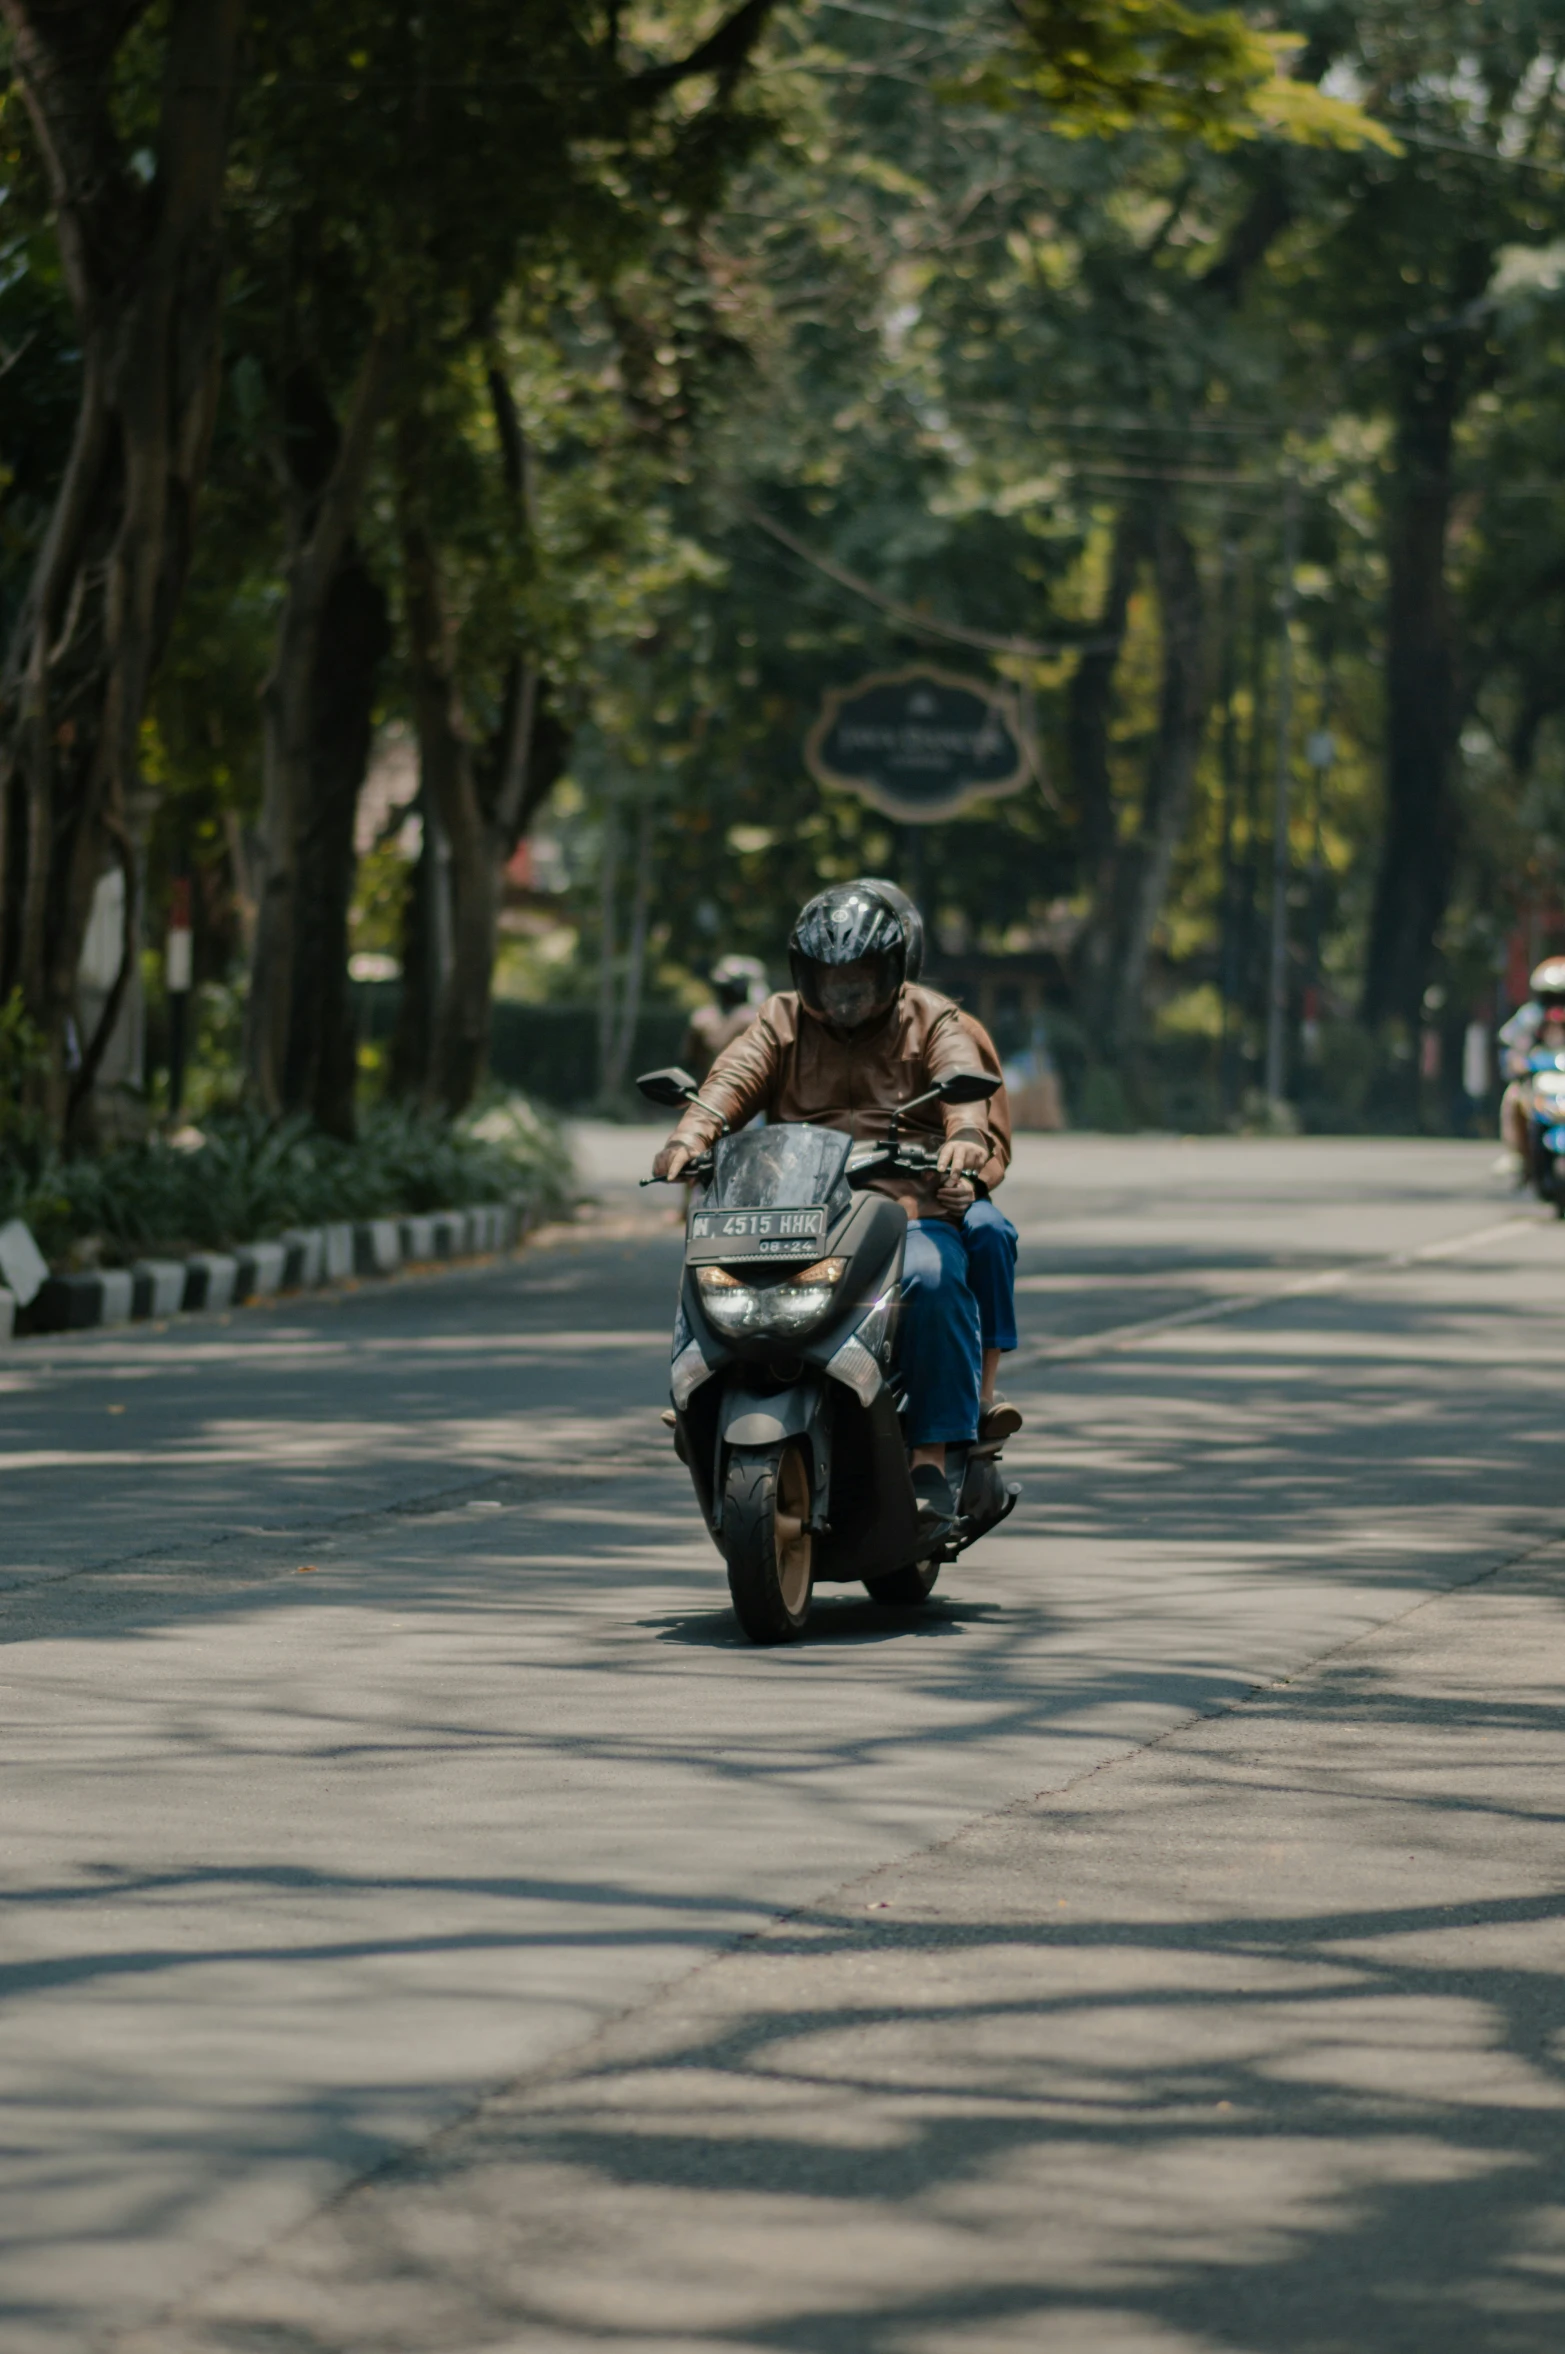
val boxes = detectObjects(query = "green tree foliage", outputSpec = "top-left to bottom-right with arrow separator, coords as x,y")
0,0 -> 242,1140
549,0 -> 1565,1125
989,0 -> 1395,149
14,0 -> 1565,1158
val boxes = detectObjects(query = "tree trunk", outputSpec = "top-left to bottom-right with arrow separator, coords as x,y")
602,792 -> 655,1099
395,417 -> 517,1118
1361,366 -> 1463,1035
1215,528 -> 1242,1111
1237,558 -> 1272,1059
398,498 -> 497,1114
387,360 -> 571,1117
246,331 -> 395,1114
388,803 -> 437,1102
1067,507 -> 1146,882
596,799 -> 622,1100
282,549 -> 390,1136
1105,511 -> 1210,1054
1068,506 -> 1148,1047
258,363 -> 392,1137
0,0 -> 242,1139
1072,503 -> 1211,1061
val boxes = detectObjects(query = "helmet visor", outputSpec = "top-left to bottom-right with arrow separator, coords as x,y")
799,953 -> 899,1032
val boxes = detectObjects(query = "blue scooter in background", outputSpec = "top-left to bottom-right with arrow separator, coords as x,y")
1524,1049 -> 1565,1215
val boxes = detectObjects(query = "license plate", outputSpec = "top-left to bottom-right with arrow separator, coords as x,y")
686,1206 -> 828,1263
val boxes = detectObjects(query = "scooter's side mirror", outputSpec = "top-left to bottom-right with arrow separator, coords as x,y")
636,1067 -> 701,1109
935,1069 -> 1002,1105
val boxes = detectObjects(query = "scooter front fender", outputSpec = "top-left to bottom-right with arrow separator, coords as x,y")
716,1375 -> 831,1534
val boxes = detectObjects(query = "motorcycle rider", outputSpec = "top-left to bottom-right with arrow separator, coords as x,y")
855,879 -> 1021,1445
1498,957 -> 1565,1173
651,882 -> 1000,1535
682,954 -> 767,1082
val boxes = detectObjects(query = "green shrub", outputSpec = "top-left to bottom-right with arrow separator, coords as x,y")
11,1095 -> 572,1266
0,990 -> 50,1158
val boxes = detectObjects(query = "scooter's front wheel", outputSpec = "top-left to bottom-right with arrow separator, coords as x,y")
723,1442 -> 813,1643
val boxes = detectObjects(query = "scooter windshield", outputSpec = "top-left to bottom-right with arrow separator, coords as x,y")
705,1123 -> 852,1211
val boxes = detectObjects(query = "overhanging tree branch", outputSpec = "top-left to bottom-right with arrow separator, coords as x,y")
632,0 -> 779,97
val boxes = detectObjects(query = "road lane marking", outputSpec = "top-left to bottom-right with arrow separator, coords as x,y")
1394,1215 -> 1537,1263
1023,1211 -> 1545,1364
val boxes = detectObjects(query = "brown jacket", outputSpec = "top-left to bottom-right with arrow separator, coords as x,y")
946,997 -> 1012,1194
681,1002 -> 756,1082
671,984 -> 1010,1222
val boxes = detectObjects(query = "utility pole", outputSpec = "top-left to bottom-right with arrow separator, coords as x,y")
1264,473 -> 1301,1115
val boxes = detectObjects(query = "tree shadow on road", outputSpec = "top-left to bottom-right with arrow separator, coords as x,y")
161,1576 -> 1565,2352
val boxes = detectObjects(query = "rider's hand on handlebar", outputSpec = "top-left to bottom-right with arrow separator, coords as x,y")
652,1139 -> 694,1182
936,1133 -> 988,1179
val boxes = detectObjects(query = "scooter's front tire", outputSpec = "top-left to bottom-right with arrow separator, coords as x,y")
723,1442 -> 814,1644
864,1559 -> 940,1607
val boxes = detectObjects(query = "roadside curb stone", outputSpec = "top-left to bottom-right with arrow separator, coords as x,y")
354,1219 -> 401,1277
183,1254 -> 238,1313
131,1260 -> 187,1319
321,1223 -> 355,1282
7,1191 -> 535,1345
281,1228 -> 324,1289
399,1214 -> 437,1262
34,1268 -> 134,1332
469,1204 -> 507,1252
234,1241 -> 286,1303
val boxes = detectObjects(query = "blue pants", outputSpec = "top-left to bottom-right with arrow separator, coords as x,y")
899,1222 -> 982,1445
961,1197 -> 1018,1353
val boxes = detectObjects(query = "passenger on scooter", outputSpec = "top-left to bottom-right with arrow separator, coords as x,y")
682,954 -> 767,1082
854,879 -> 1021,1446
1498,957 -> 1565,1174
651,882 -> 1004,1534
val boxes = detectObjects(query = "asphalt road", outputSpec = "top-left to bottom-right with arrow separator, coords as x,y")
5,1130 -> 1565,2351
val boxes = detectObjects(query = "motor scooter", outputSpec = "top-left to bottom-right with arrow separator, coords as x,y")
639,1065 -> 1020,1643
1523,1049 -> 1565,1215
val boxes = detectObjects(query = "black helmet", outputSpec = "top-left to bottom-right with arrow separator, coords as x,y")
1532,957 -> 1565,1009
789,882 -> 909,1034
710,953 -> 765,1012
853,878 -> 925,982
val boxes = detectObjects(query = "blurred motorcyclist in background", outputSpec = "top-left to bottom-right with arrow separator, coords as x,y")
682,954 -> 767,1082
1498,957 -> 1565,1175
651,882 -> 1002,1535
857,879 -> 1022,1447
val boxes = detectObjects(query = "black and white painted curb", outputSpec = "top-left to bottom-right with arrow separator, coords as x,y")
0,1200 -> 535,1342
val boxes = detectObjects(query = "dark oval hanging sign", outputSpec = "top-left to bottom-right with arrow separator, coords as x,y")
804,664 -> 1035,824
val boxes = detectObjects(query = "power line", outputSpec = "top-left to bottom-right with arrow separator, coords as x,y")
738,501 -> 1115,656
818,0 -> 969,34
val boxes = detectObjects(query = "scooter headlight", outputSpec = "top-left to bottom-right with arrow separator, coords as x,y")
697,1257 -> 847,1338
